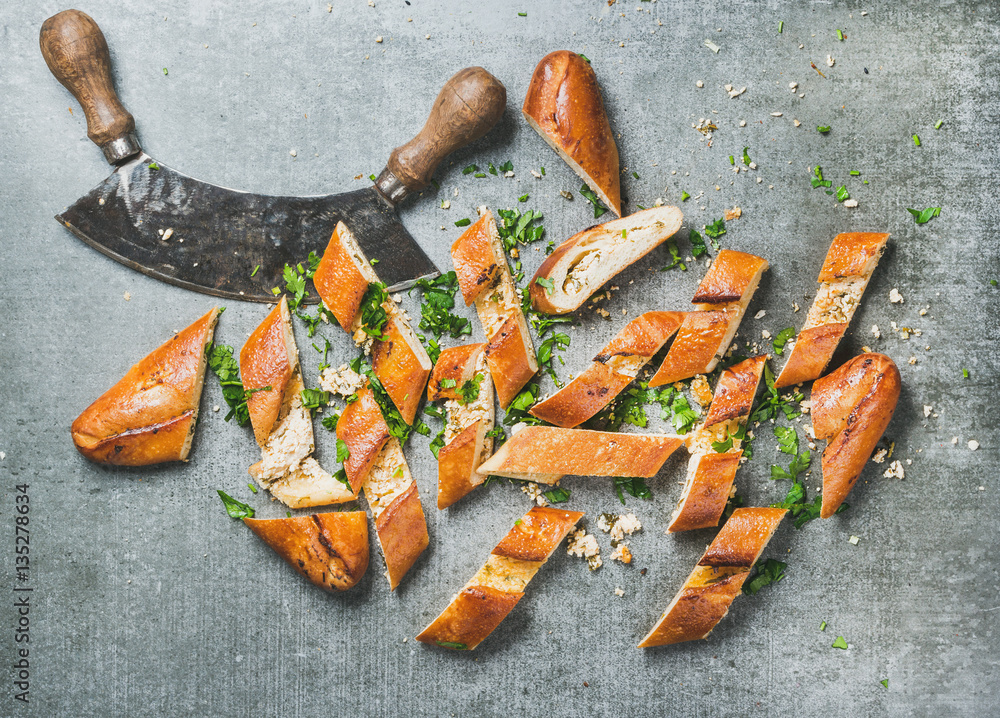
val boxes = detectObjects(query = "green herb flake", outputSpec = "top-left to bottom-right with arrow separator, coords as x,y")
518,11 -> 527,16
832,636 -> 849,650
962,368 -> 969,378
729,155 -> 735,166
703,218 -> 726,246
206,343 -> 259,426
742,558 -> 787,595
458,374 -> 484,405
578,53 -> 591,63
850,170 -> 861,176
661,240 -> 687,272
680,191 -> 690,202
544,486 -> 571,503
773,426 -> 799,456
773,326 -> 796,355
455,218 -> 474,228
817,125 -> 831,133
913,134 -> 921,147
411,271 -> 471,341
820,620 -> 827,631
631,171 -> 640,179
881,679 -> 889,689
474,172 -> 487,178
579,183 -> 609,218
162,67 -> 168,76
462,164 -> 478,175
906,207 -> 941,224
935,119 -> 944,129
535,276 -> 555,295
778,20 -> 784,33
368,174 -> 377,182
336,438 -> 351,464
991,279 -> 998,287
836,29 -> 844,41
689,229 -> 708,258
614,476 -> 652,505
248,483 -> 258,494
488,162 -> 498,176
250,264 -> 260,278
148,161 -> 160,171
519,193 -> 529,202
742,147 -> 752,166
218,490 -> 255,519
836,184 -> 850,202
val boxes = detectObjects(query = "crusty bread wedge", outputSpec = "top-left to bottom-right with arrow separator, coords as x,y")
529,207 -> 684,315
241,297 -> 298,447
416,506 -> 584,650
244,511 -> 369,592
476,426 -> 684,484
335,386 -> 390,494
522,50 -> 621,216
639,507 -> 787,647
775,232 -> 890,388
314,221 -> 432,424
667,356 -> 767,533
649,250 -> 768,386
71,307 -> 220,466
428,344 -> 495,509
364,437 -> 430,589
243,301 -> 355,508
451,212 -> 538,408
529,311 -> 686,427
811,353 -> 900,518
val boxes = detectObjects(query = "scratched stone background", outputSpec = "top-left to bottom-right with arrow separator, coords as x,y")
0,0 -> 997,716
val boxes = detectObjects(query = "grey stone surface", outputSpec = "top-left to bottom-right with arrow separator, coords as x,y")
1,1 -> 998,716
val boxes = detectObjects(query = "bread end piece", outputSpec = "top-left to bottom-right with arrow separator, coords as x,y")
522,50 -> 621,216
812,353 -> 900,518
244,511 -> 369,591
70,307 -> 220,466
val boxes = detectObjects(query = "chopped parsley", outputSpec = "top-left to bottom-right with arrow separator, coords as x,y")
614,476 -> 652,504
251,264 -> 260,277
703,218 -> 726,248
750,362 -> 804,423
428,428 -> 446,459
962,368 -> 969,378
579,183 -> 609,218
499,160 -> 514,173
454,218 -> 472,227
336,438 -> 351,463
906,207 -> 941,224
218,490 -> 255,519
742,558 -> 787,595
836,28 -> 844,41
689,229 -> 708,258
820,621 -> 827,631
496,207 -> 545,253
712,423 -> 746,453
368,174 -> 377,182
412,272 -> 471,341
778,20 -> 784,33
661,240 -> 687,271
534,276 -> 555,295
729,155 -> 735,166
772,327 -> 796,355
670,392 -> 698,434
349,357 -> 425,443
817,126 -> 831,133
680,191 -> 690,202
537,331 -> 571,387
578,53 -> 591,63
771,449 -> 848,528
773,425 -> 799,455
148,161 -> 160,171
832,636 -> 848,650
301,388 -> 330,416
811,165 -> 832,189
458,374 -> 484,405
206,342 -> 268,426
881,679 -> 889,688
462,164 -> 477,175
935,119 -> 944,130
436,641 -> 468,650
519,193 -> 529,202
722,491 -> 744,521
488,162 -> 497,176
742,147 -> 752,166
321,413 -> 339,431
912,134 -> 921,147
544,486 -> 571,503
836,185 -> 850,202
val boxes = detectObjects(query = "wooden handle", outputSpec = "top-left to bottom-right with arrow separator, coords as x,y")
40,9 -> 140,163
386,67 -> 506,193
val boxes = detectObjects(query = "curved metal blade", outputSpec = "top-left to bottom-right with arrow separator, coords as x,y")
55,154 -> 439,302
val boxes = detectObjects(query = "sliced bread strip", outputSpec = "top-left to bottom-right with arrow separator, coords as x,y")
522,50 -> 621,216
364,437 -> 430,589
428,344 -> 495,509
314,220 -> 432,424
666,356 -> 767,533
416,506 -> 584,650
529,207 -> 684,315
452,212 -> 538,408
649,250 -> 768,386
243,301 -> 355,508
476,426 -> 684,484
639,507 -> 787,647
775,232 -> 890,388
71,307 -> 220,466
811,353 -> 900,518
334,386 -> 390,494
529,311 -> 686,427
244,511 -> 369,592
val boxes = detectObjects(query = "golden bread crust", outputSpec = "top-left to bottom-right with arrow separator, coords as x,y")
375,480 -> 430,590
241,298 -> 295,446
336,387 -> 390,493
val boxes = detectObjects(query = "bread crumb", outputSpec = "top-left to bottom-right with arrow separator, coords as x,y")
724,206 -> 742,220
968,440 -> 980,451
923,405 -> 933,418
754,310 -> 766,320
614,586 -> 625,597
521,482 -> 548,506
908,356 -> 917,365
826,55 -> 836,67
567,528 -> 601,570
849,535 -> 860,545
610,544 -> 632,564
883,460 -> 905,479
696,80 -> 704,88
290,149 -> 297,157
530,170 -> 542,178
440,200 -> 450,209
761,329 -> 771,340
889,288 -> 904,304
793,119 -> 801,127
770,111 -> 783,117
843,199 -> 858,208
739,120 -> 746,127
559,190 -> 573,200
871,448 -> 887,464
213,405 -> 220,413
793,302 -> 800,312
123,291 -> 131,301
375,35 -> 383,43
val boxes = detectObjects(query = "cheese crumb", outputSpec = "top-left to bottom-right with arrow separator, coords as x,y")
951,437 -> 959,445
883,460 -> 905,479
968,440 -> 980,451
871,448 -> 887,464
923,405 -> 933,418
889,288 -> 904,304
696,80 -> 704,88
614,587 -> 625,597
754,310 -> 767,320
567,528 -> 601,570
610,544 -> 633,564
289,149 -> 297,157
843,199 -> 858,208
521,482 -> 548,507
849,535 -> 860,545
826,55 -> 836,67
123,291 -> 131,301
